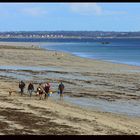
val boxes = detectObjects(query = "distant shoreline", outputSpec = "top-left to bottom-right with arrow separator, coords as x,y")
1,36 -> 140,39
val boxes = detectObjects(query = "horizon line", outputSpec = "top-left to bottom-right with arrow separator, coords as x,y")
0,30 -> 140,32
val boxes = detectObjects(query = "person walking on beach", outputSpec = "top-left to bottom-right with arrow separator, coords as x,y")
28,82 -> 34,97
44,82 -> 50,100
37,83 -> 44,100
19,81 -> 25,95
58,81 -> 65,100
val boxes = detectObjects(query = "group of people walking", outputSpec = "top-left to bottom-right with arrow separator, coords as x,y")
18,80 -> 65,100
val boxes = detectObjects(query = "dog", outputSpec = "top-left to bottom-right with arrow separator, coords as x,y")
8,89 -> 16,96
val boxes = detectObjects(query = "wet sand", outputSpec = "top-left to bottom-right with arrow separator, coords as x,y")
0,42 -> 140,135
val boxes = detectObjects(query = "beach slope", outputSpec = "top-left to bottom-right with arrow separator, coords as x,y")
0,43 -> 140,135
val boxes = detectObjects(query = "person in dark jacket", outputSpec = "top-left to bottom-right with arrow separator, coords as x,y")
28,82 -> 34,97
58,81 -> 65,100
44,82 -> 50,100
19,81 -> 25,95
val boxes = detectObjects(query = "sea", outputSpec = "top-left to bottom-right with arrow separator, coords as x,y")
0,37 -> 140,66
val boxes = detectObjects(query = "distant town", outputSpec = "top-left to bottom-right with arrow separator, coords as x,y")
0,31 -> 140,39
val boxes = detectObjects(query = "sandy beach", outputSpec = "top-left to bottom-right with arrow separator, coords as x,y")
0,42 -> 140,135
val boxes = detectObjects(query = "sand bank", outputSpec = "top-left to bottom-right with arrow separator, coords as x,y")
0,41 -> 40,48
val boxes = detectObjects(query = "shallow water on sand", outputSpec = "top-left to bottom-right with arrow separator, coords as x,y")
1,65 -> 140,117
0,71 -> 33,81
0,65 -> 92,81
52,95 -> 140,117
0,65 -> 62,71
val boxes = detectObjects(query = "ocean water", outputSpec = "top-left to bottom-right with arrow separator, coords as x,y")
40,38 -> 140,67
0,38 -> 140,66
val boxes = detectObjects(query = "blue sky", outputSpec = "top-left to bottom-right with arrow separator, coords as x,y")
0,3 -> 140,32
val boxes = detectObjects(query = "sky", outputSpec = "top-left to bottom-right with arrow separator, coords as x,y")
0,3 -> 140,32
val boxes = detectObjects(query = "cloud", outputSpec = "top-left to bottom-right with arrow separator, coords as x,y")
103,10 -> 127,15
69,3 -> 127,16
21,7 -> 47,16
69,3 -> 102,15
